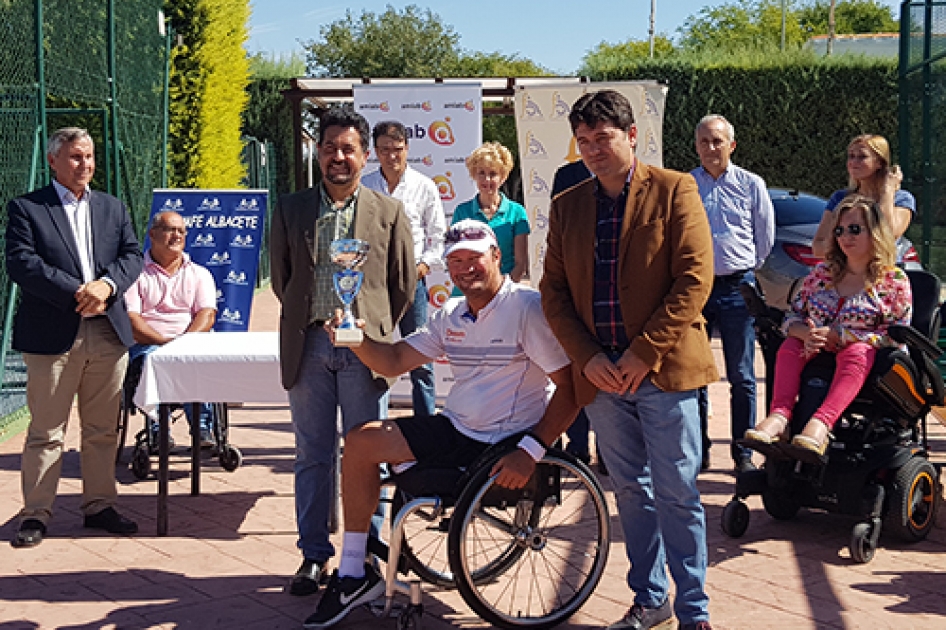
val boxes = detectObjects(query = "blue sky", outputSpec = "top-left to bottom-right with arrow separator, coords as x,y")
247,0 -> 903,75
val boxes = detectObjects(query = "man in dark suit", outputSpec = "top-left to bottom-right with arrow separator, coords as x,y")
270,105 -> 415,596
5,127 -> 143,548
540,91 -> 717,630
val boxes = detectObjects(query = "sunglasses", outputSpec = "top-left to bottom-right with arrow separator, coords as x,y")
833,223 -> 864,238
445,225 -> 492,245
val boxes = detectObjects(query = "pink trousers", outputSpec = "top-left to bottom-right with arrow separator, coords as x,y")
770,337 -> 877,429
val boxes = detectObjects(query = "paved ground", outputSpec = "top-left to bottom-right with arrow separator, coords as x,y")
1,288 -> 945,629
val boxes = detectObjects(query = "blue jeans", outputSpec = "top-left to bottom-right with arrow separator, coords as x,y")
585,379 -> 709,625
289,326 -> 388,562
129,344 -> 213,435
698,274 -> 757,463
399,279 -> 435,417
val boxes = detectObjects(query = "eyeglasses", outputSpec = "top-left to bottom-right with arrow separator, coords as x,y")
833,224 -> 864,238
445,225 -> 492,245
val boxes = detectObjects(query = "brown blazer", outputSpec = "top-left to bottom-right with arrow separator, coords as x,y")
540,161 -> 719,407
270,184 -> 416,390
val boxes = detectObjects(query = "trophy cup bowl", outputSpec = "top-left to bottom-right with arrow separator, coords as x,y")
330,239 -> 370,346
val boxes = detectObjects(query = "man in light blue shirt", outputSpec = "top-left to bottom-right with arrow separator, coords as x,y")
691,114 -> 775,473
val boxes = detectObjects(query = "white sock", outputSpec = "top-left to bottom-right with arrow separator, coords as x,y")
338,532 -> 369,579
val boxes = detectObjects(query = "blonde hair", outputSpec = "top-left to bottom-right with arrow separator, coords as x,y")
465,142 -> 514,180
846,134 -> 891,193
825,194 -> 897,285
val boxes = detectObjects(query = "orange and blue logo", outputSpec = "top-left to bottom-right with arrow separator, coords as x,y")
529,169 -> 549,195
525,131 -> 548,159
521,95 -> 543,120
551,92 -> 570,119
433,174 -> 456,201
428,119 -> 455,146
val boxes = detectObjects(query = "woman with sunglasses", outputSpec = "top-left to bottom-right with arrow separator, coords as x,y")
451,142 -> 530,286
745,195 -> 912,458
812,134 -> 915,260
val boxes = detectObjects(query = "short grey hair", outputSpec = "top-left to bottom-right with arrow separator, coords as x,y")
47,127 -> 93,159
149,210 -> 184,231
695,114 -> 735,142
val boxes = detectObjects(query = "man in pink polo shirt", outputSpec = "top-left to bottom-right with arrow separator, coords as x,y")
125,210 -> 217,447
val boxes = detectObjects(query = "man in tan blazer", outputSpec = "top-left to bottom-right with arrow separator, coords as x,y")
540,90 -> 717,630
270,105 -> 415,597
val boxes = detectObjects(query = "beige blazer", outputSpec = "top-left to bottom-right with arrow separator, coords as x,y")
540,161 -> 719,407
270,185 -> 416,390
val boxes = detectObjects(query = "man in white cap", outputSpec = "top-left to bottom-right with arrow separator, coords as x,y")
304,219 -> 577,629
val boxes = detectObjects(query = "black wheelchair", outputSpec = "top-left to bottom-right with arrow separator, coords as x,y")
361,434 -> 611,629
116,354 -> 242,479
722,269 -> 944,563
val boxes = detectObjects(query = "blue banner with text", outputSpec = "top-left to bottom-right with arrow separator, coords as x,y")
149,189 -> 268,332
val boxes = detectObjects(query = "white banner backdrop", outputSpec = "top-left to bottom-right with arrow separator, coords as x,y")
514,81 -> 668,285
354,83 -> 483,404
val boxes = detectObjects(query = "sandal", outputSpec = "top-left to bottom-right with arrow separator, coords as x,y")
744,413 -> 789,445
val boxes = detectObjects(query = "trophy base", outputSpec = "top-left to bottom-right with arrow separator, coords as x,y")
334,327 -> 364,347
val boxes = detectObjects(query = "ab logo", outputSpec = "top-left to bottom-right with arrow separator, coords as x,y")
428,119 -> 455,146
433,174 -> 456,201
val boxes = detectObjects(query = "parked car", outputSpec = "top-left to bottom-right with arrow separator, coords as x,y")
756,188 -> 921,310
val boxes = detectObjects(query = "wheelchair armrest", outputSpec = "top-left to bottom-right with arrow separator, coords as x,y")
888,325 -> 943,360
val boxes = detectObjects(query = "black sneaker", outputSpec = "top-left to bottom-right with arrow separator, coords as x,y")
303,563 -> 385,629
608,599 -> 672,629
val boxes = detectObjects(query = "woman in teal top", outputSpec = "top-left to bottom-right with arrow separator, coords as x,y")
451,142 -> 531,284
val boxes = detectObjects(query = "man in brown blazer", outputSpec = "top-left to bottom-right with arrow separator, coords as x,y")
270,105 -> 415,597
540,90 -> 717,630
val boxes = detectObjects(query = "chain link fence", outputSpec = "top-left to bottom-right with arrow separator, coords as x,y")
0,0 -> 168,426
900,0 -> 946,281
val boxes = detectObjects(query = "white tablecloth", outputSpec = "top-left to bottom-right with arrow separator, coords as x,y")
134,332 -> 287,408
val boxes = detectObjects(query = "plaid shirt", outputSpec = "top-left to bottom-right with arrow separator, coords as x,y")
310,184 -> 358,324
592,179 -> 631,350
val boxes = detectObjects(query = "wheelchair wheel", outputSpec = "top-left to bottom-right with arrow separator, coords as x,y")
219,445 -> 243,472
447,450 -> 609,629
850,522 -> 877,564
884,456 -> 938,542
131,445 -> 151,480
391,489 -> 455,588
721,499 -> 750,538
762,487 -> 801,521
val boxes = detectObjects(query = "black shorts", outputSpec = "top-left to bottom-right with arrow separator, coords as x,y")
395,414 -> 491,469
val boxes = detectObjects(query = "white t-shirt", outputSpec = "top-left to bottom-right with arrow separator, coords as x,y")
405,279 -> 570,443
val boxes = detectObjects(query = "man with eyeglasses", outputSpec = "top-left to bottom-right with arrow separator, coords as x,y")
363,121 -> 446,417
270,105 -> 416,598
540,90 -> 717,630
124,210 -> 218,448
6,127 -> 143,548
304,219 -> 576,628
691,114 -> 775,474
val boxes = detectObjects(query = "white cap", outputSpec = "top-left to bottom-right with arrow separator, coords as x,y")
443,219 -> 498,258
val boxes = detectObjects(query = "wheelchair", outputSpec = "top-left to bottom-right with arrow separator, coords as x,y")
116,353 -> 242,479
722,269 -> 944,563
362,434 -> 611,629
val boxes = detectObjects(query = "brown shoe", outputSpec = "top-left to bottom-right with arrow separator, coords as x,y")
744,413 -> 789,445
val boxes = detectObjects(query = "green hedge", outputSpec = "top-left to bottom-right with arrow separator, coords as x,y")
586,55 -> 900,198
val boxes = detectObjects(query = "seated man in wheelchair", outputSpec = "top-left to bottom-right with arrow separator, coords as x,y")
124,209 -> 217,449
306,220 -> 577,629
744,195 -> 912,463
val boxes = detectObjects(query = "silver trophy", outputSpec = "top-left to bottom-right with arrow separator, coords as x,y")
330,238 -> 370,346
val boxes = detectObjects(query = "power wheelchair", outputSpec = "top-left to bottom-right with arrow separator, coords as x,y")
362,433 -> 611,629
115,353 -> 242,479
722,268 -> 944,563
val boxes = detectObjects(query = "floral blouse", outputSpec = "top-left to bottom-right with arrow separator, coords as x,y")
782,263 -> 912,349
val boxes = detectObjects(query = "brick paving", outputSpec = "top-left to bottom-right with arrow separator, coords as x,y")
1,288 -> 945,629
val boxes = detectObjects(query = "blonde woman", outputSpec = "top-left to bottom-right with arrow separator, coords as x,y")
746,195 -> 912,460
812,134 -> 915,259
451,142 -> 530,282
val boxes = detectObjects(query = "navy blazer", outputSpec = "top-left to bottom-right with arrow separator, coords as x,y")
5,184 -> 143,354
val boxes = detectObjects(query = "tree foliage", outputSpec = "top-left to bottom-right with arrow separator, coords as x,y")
797,0 -> 898,36
166,0 -> 249,188
579,36 -> 675,77
678,0 -> 808,52
304,5 -> 460,78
